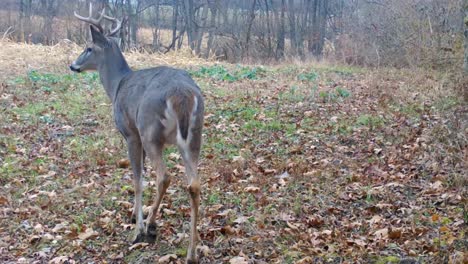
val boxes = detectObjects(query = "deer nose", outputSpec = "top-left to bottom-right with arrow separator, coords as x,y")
69,65 -> 81,73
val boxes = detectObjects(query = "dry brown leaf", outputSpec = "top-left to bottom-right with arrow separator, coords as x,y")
0,196 -> 8,205
49,256 -> 74,264
244,186 -> 260,193
29,235 -> 41,244
374,228 -> 388,239
221,225 -> 236,236
117,159 -> 130,168
52,223 -> 66,233
78,228 -> 98,240
229,256 -> 248,264
431,180 -> 443,190
369,215 -> 383,225
296,256 -> 313,263
129,242 -> 149,250
388,228 -> 402,239
158,254 -> 177,263
286,221 -> 299,232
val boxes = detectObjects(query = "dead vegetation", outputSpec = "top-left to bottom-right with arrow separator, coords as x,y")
0,41 -> 466,263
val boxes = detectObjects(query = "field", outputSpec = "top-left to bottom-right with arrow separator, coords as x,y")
0,40 -> 466,263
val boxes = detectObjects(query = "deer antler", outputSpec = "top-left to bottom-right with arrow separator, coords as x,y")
103,14 -> 122,37
74,3 -> 105,34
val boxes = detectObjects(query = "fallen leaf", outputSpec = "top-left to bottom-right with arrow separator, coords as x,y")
78,228 -> 98,240
431,180 -> 443,190
244,186 -> 260,193
52,223 -> 66,233
158,254 -> 177,263
388,228 -> 402,239
439,226 -> 449,232
49,256 -> 73,264
0,196 -> 8,205
233,216 -> 249,224
221,225 -> 236,236
29,235 -> 41,244
129,242 -> 149,250
117,159 -> 130,168
369,215 -> 383,225
286,221 -> 299,232
229,256 -> 248,264
374,228 -> 388,240
198,245 -> 211,256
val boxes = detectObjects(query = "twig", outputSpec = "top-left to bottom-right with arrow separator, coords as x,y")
2,26 -> 14,41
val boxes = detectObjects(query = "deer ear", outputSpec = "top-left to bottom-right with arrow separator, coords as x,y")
90,25 -> 108,47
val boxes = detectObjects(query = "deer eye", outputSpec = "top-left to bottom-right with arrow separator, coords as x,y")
86,47 -> 92,52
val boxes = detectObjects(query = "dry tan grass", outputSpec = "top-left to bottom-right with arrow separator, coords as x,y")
0,39 -> 213,79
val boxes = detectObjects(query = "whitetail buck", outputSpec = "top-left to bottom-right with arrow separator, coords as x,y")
70,4 -> 204,263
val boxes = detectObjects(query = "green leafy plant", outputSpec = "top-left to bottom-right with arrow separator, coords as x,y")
297,70 -> 318,81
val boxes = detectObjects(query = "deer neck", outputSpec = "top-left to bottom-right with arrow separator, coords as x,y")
98,44 -> 131,102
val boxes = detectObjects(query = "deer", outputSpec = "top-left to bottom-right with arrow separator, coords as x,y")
69,4 -> 204,263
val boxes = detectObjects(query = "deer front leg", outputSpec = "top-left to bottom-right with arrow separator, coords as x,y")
127,138 -> 145,243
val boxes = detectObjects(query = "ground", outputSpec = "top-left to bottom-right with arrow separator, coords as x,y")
0,40 -> 466,264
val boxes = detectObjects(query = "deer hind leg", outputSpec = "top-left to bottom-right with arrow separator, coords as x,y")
127,137 -> 145,243
144,143 -> 170,243
178,132 -> 202,264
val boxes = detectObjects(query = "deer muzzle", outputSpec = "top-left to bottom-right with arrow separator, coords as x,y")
69,64 -> 81,73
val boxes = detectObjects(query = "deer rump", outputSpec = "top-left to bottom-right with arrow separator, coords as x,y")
113,66 -> 204,148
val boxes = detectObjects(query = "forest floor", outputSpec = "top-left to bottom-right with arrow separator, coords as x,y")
0,40 -> 466,264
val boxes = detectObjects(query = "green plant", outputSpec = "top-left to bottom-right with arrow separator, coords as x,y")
356,114 -> 385,129
336,87 -> 350,97
189,65 -> 267,82
297,70 -> 318,81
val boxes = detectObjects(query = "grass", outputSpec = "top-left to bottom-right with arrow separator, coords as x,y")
0,41 -> 466,263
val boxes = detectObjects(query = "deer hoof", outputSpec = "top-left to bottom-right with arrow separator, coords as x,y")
130,213 -> 136,224
145,223 -> 157,243
186,259 -> 199,264
132,233 -> 146,244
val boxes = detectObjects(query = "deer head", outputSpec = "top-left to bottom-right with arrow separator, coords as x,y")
70,3 -> 122,73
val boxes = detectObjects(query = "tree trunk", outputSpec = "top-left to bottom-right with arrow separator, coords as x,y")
195,2 -> 209,55
244,0 -> 257,58
276,0 -> 286,59
183,0 -> 196,51
308,0 -> 318,54
42,0 -> 60,45
317,0 -> 327,58
309,0 -> 326,58
152,0 -> 161,50
464,0 -> 468,74
288,0 -> 297,56
206,0 -> 218,58
265,0 -> 273,57
126,0 -> 138,48
20,0 -> 32,43
171,0 -> 179,51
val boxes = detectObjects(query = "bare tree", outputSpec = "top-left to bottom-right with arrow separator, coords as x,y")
206,0 -> 219,57
464,0 -> 468,73
19,0 -> 32,42
276,0 -> 286,59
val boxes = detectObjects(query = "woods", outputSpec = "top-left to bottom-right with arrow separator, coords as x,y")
1,0 -> 466,68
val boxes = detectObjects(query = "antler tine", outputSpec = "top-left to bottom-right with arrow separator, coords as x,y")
74,3 -> 105,33
103,14 -> 122,37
